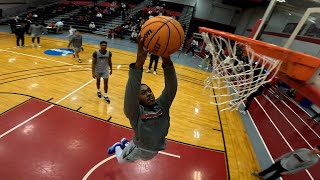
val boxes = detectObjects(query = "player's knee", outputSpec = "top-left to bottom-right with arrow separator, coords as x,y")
116,156 -> 126,163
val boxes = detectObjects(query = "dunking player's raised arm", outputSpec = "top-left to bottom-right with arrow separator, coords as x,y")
123,37 -> 149,121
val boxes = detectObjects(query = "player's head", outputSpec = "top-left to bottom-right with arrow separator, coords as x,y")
139,84 -> 156,107
100,41 -> 108,50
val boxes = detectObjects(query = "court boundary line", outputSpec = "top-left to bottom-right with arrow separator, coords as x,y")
0,48 -> 205,86
0,92 -> 226,153
0,79 -> 95,139
0,97 -> 32,116
82,155 -> 116,180
82,151 -> 181,180
270,87 -> 314,119
245,110 -> 275,163
212,86 -> 230,180
263,94 -> 314,148
0,49 -> 89,70
0,69 -> 89,85
255,98 -> 314,179
267,88 -> 320,139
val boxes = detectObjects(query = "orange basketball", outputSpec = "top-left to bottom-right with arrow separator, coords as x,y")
140,16 -> 185,56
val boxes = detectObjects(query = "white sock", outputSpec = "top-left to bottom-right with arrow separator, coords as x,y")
115,146 -> 124,163
97,89 -> 100,92
104,94 -> 108,97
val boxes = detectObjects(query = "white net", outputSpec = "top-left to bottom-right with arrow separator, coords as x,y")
202,32 -> 282,111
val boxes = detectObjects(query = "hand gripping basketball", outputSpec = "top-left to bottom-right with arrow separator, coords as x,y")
140,16 -> 184,56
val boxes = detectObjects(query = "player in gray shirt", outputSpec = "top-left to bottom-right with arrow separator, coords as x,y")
107,37 -> 178,163
28,22 -> 44,47
68,30 -> 83,63
92,41 -> 112,103
252,145 -> 320,179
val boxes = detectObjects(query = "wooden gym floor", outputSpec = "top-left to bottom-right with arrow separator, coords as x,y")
0,32 -> 260,179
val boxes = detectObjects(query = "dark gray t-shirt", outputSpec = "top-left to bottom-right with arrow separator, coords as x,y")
69,35 -> 82,48
124,63 -> 178,151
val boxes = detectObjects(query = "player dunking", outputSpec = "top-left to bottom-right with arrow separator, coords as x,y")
107,37 -> 178,163
92,41 -> 112,103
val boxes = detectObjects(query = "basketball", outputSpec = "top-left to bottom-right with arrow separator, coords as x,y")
140,16 -> 185,56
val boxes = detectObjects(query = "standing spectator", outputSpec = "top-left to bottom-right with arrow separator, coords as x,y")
68,30 -> 83,63
252,146 -> 320,180
185,39 -> 198,58
25,19 -> 31,34
29,22 -> 44,47
146,54 -> 160,75
55,20 -> 64,34
89,22 -> 97,31
15,23 -> 25,47
9,16 -> 18,33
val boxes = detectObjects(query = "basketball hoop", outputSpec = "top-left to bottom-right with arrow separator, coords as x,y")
199,27 -> 320,111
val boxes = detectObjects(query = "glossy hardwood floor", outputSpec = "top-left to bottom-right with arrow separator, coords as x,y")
0,32 -> 260,179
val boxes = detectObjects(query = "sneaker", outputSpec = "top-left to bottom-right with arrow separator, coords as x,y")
78,59 -> 81,63
107,142 -> 122,155
184,53 -> 187,56
251,172 -> 260,177
37,45 -> 41,48
32,43 -> 35,47
153,71 -> 156,75
192,56 -> 196,59
146,69 -> 151,73
120,138 -> 129,149
198,65 -> 202,67
97,91 -> 102,98
104,96 -> 110,103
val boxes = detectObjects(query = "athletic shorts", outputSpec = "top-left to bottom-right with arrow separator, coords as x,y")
73,47 -> 81,53
95,71 -> 109,79
31,34 -> 40,38
121,141 -> 158,162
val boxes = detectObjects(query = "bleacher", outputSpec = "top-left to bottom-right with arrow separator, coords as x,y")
21,3 -> 82,25
8,0 -> 190,39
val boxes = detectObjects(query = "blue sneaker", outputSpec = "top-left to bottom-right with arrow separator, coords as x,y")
120,138 -> 128,149
107,142 -> 122,155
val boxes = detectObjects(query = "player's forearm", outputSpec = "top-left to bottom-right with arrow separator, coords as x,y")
124,63 -> 142,118
92,63 -> 95,74
163,63 -> 177,97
